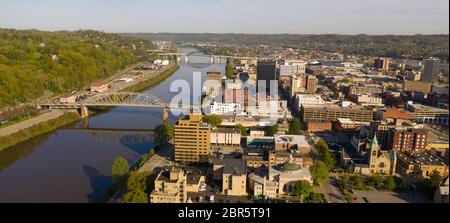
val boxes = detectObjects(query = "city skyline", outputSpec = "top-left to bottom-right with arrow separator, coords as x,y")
0,0 -> 449,35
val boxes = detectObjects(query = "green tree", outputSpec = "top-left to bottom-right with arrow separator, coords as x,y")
349,175 -> 365,190
236,124 -> 249,136
305,192 -> 327,203
310,161 -> 329,186
288,118 -> 302,135
127,171 -> 149,192
111,156 -> 129,183
429,170 -> 443,189
385,176 -> 396,191
367,174 -> 384,187
344,193 -> 354,203
316,140 -> 329,156
225,63 -> 234,79
122,189 -> 148,203
267,124 -> 279,136
203,115 -> 222,127
154,124 -> 174,146
293,180 -> 313,199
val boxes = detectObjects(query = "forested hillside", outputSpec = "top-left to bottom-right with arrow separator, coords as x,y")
0,29 -> 156,108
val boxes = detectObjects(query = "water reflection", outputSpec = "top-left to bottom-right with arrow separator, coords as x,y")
0,49 -> 225,202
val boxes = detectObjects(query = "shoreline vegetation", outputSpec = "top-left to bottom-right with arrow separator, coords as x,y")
0,112 -> 81,151
0,62 -> 180,152
121,63 -> 180,93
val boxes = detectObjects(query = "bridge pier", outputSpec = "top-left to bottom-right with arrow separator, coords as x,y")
79,105 -> 89,119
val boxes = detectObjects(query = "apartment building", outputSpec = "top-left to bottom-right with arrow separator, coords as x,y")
174,114 -> 211,163
390,129 -> 428,153
150,167 -> 188,203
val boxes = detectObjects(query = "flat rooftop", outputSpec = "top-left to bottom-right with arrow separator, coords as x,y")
397,152 -> 448,167
214,159 -> 246,176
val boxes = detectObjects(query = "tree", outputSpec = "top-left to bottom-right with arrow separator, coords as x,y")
267,124 -> 279,136
349,175 -> 365,190
127,171 -> 149,192
310,161 -> 329,186
385,176 -> 396,191
111,156 -> 129,183
367,174 -> 383,187
428,170 -> 443,189
203,115 -> 222,127
344,193 -> 354,203
305,192 -> 326,203
288,118 -> 302,135
236,124 -> 249,136
316,140 -> 329,156
225,63 -> 234,79
293,180 -> 313,199
315,140 -> 335,170
122,189 -> 148,203
154,124 -> 174,146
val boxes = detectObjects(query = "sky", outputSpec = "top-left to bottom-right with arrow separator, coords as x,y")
0,0 -> 448,34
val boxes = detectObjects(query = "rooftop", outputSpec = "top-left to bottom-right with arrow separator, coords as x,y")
274,135 -> 310,148
214,159 -> 246,176
397,152 -> 448,167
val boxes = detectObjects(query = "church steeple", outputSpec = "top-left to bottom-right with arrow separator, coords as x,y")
371,135 -> 379,151
369,135 -> 380,166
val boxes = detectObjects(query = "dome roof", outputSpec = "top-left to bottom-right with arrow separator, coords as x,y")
282,162 -> 301,172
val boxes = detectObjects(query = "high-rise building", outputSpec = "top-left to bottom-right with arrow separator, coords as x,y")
374,58 -> 390,71
306,75 -> 318,94
174,114 -> 211,163
257,60 -> 277,92
422,58 -> 441,83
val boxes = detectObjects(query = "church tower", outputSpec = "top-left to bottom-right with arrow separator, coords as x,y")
369,135 -> 380,168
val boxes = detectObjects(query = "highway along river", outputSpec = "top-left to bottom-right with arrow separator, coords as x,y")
0,48 -> 225,203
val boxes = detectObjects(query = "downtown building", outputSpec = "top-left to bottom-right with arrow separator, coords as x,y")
300,104 -> 374,123
257,60 -> 277,92
174,114 -> 211,163
421,58 -> 441,83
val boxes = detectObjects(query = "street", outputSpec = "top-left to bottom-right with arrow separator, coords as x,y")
0,110 -> 64,137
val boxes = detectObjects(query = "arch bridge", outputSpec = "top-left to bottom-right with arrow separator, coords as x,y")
39,92 -> 194,122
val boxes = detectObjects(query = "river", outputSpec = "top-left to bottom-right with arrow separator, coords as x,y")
0,48 -> 225,203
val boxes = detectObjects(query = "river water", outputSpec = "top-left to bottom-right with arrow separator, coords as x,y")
0,48 -> 224,203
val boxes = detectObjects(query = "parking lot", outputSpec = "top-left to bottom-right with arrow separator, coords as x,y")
352,190 -> 431,203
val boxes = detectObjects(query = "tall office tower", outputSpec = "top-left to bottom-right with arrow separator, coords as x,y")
374,58 -> 390,71
174,114 -> 211,163
306,75 -> 318,94
422,58 -> 441,83
257,60 -> 277,92
290,75 -> 302,97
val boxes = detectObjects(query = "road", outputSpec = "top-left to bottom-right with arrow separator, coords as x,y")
109,139 -> 174,203
138,139 -> 175,174
316,175 -> 347,203
0,110 -> 65,137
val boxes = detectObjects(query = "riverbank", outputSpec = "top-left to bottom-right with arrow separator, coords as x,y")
121,63 -> 180,93
0,63 -> 180,152
0,112 -> 81,151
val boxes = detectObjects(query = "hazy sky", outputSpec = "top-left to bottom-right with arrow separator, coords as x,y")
0,0 -> 448,34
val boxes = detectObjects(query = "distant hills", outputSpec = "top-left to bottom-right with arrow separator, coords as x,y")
122,33 -> 449,61
0,29 -> 156,108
